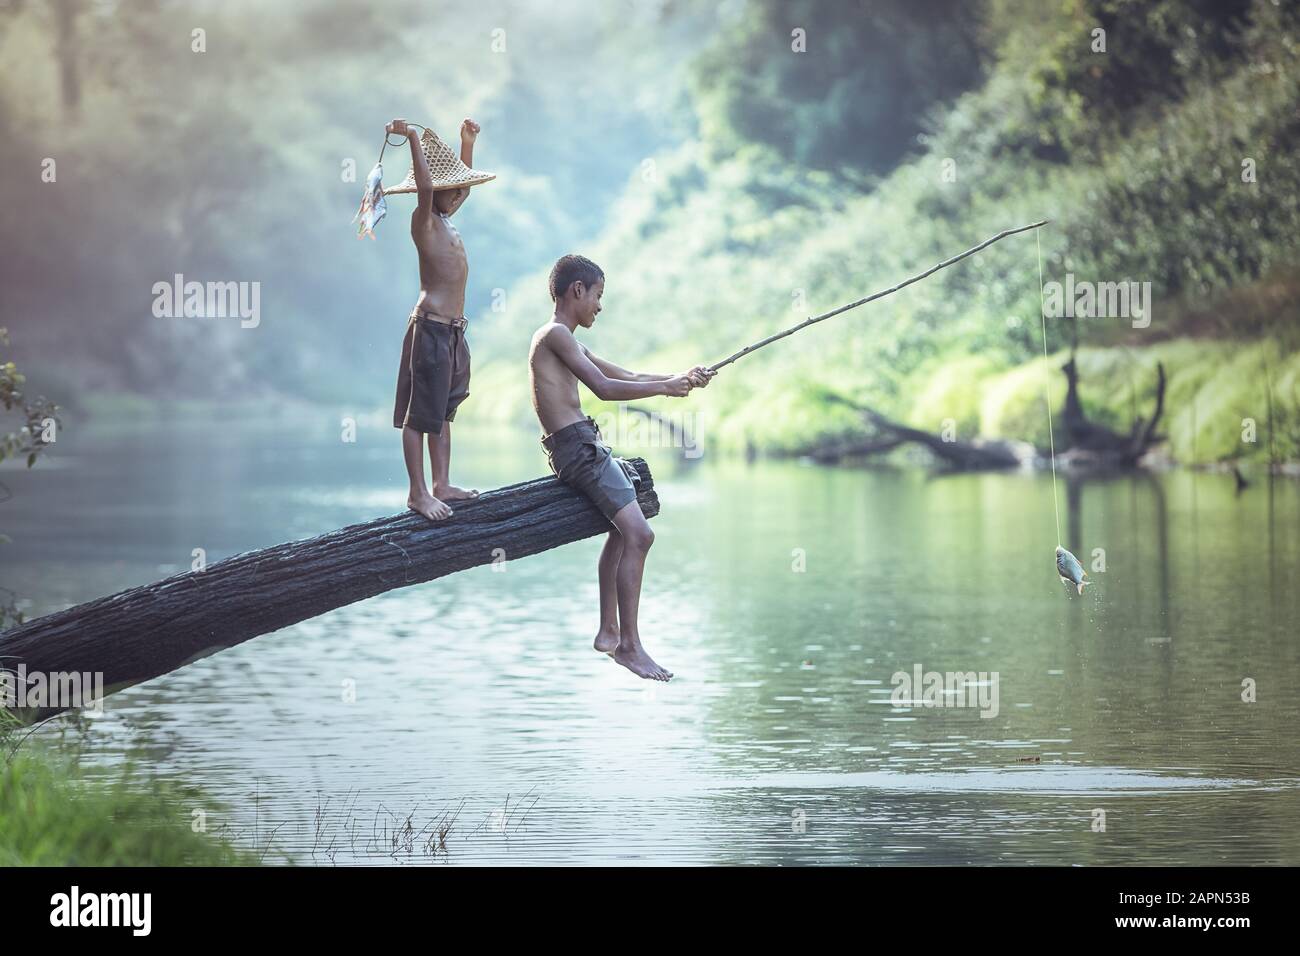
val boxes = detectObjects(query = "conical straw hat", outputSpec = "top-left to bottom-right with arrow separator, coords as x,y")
384,128 -> 496,194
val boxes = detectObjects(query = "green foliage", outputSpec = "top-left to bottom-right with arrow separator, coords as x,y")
0,328 -> 59,470
0,754 -> 257,866
908,353 -> 1005,439
473,0 -> 1299,464
977,355 -> 1067,450
1,327 -> 61,627
902,341 -> 1300,465
691,0 -> 987,175
1025,0 -> 1256,157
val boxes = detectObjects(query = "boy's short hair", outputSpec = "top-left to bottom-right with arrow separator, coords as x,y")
549,254 -> 604,302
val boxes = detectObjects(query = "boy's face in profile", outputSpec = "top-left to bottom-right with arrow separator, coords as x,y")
433,186 -> 469,216
573,278 -> 604,328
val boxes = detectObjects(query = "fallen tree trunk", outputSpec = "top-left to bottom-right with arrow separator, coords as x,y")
1,460 -> 658,721
1060,357 -> 1166,467
798,434 -> 908,465
854,407 -> 1028,470
813,393 -> 1030,470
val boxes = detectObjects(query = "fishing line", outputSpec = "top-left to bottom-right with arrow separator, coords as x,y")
1035,227 -> 1062,548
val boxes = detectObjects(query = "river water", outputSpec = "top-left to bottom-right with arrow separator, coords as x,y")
4,413 -> 1298,865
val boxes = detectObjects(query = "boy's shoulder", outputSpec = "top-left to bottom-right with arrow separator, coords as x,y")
533,322 -> 577,349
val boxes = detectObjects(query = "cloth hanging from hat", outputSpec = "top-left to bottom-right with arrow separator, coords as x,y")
353,162 -> 387,239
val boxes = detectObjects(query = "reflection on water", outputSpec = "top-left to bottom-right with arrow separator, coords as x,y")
4,414 -> 1299,865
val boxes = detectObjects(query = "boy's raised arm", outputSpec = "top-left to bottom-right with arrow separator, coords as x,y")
460,118 -> 479,169
545,327 -> 694,400
387,118 -> 433,222
456,118 -> 480,212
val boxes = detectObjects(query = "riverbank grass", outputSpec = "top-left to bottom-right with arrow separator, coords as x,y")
0,753 -> 257,866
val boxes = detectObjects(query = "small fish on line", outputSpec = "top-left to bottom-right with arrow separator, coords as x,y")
1055,546 -> 1089,595
352,162 -> 387,240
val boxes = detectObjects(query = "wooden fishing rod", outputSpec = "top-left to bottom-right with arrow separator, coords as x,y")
709,219 -> 1049,372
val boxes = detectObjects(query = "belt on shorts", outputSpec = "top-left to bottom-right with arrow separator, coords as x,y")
409,309 -> 468,330
541,416 -> 601,448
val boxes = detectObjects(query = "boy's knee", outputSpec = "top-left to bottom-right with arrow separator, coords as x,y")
627,524 -> 654,551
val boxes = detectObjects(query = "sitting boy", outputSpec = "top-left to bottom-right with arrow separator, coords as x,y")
528,254 -> 714,681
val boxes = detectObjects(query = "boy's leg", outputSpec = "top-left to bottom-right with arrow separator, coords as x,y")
594,531 -> 622,655
427,423 -> 479,501
396,319 -> 452,522
428,326 -> 477,502
608,500 -> 672,681
403,425 -> 452,521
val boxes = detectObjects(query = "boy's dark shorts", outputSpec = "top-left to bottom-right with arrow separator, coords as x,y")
393,312 -> 471,435
542,417 -> 641,521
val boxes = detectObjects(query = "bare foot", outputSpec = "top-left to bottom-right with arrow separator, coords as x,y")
594,627 -> 620,655
613,642 -> 673,681
407,491 -> 453,522
434,484 -> 479,502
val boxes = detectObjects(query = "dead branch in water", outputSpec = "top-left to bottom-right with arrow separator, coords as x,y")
816,393 -> 1030,470
1060,358 -> 1166,467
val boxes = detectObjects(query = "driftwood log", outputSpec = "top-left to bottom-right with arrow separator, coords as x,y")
800,356 -> 1167,471
809,393 -> 1031,470
1059,357 -> 1166,467
854,406 -> 1028,470
0,460 -> 658,721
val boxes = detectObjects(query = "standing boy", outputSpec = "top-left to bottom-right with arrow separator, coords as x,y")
528,254 -> 715,681
386,118 -> 495,521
